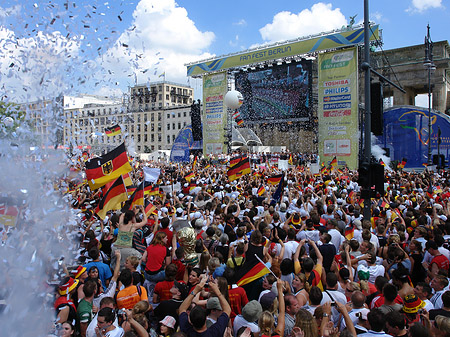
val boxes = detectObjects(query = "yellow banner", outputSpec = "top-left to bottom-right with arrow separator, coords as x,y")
318,47 -> 359,170
202,72 -> 228,155
187,25 -> 379,76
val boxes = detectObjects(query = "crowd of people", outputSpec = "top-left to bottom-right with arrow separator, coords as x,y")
21,151 -> 450,337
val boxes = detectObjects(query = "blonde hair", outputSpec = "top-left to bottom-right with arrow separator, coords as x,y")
295,309 -> 318,337
132,301 -> 151,315
127,256 -> 139,268
258,311 -> 275,336
296,273 -> 310,293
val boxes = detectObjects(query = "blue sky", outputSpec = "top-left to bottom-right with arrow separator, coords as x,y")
0,0 -> 447,102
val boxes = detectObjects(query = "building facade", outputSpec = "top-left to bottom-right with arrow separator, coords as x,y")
62,81 -> 194,155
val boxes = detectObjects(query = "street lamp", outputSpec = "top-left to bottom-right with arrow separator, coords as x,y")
424,24 -> 436,165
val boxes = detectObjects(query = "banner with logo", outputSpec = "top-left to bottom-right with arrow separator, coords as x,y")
203,71 -> 228,155
187,25 -> 379,76
318,47 -> 359,170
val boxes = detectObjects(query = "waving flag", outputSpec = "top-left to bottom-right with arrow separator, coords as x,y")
85,143 -> 132,190
105,124 -> 121,137
288,154 -> 293,165
237,260 -> 271,287
227,156 -> 251,182
185,171 -> 194,182
95,177 -> 128,219
267,174 -> 283,186
257,185 -> 266,196
330,156 -> 338,168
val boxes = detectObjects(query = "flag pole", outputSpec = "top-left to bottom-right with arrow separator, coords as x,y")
254,254 -> 278,279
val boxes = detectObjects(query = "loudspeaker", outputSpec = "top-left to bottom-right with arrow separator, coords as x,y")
371,82 -> 383,136
191,103 -> 202,141
369,163 -> 385,196
433,154 -> 445,167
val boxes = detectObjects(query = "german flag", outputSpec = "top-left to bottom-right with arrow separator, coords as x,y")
257,185 -> 266,196
320,166 -> 327,174
0,204 -> 19,227
330,156 -> 338,168
397,158 -> 407,169
427,185 -> 433,198
229,155 -> 242,167
95,177 -> 128,219
85,143 -> 132,190
227,156 -> 251,182
204,163 -> 211,169
145,185 -> 160,196
237,261 -> 271,287
129,181 -> 145,207
105,124 -> 121,137
126,185 -> 137,196
192,156 -> 197,168
236,118 -> 244,126
123,173 -> 133,187
144,199 -> 157,217
288,154 -> 293,165
189,182 -> 197,193
267,174 -> 283,186
185,171 -> 194,182
345,224 -> 354,240
379,159 -> 386,166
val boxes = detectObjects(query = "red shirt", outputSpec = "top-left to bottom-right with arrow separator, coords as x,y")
371,294 -> 403,309
430,254 -> 450,271
145,244 -> 168,272
228,285 -> 249,317
173,259 -> 186,281
154,280 -> 174,302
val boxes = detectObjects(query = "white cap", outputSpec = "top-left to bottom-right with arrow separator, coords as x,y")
161,207 -> 168,213
176,207 -> 184,214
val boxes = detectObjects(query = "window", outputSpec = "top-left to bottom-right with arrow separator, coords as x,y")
137,145 -> 141,151
178,112 -> 181,117
151,124 -> 154,132
166,94 -> 169,100
178,122 -> 181,129
167,124 -> 170,130
158,123 -> 161,132
144,114 -> 147,122
137,124 -> 141,132
151,145 -> 155,150
167,114 -> 170,119
166,86 -> 169,91
167,135 -> 170,144
158,134 -> 162,142
172,135 -> 176,141
151,134 -> 154,142
183,111 -> 187,117
137,135 -> 141,142
131,125 -> 134,132
159,94 -> 162,100
158,85 -> 162,91
151,113 -> 154,122
158,113 -> 162,121
144,124 -> 148,132
158,145 -> 161,150
172,123 -> 175,130
144,134 -> 147,142
137,115 -> 141,122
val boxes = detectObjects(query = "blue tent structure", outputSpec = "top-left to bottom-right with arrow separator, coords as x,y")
170,124 -> 202,162
375,106 -> 450,168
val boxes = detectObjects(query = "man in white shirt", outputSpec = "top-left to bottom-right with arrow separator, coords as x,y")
283,228 -> 299,260
430,275 -> 449,309
326,219 -> 344,251
320,273 -> 347,325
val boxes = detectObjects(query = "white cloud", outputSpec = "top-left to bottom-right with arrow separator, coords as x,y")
259,3 -> 347,43
409,0 -> 442,11
233,19 -> 247,27
229,35 -> 239,47
0,4 -> 21,20
98,0 -> 215,88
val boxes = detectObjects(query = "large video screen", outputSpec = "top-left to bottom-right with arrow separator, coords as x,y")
235,60 -> 311,122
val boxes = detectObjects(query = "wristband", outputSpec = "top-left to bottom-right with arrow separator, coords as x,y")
190,291 -> 196,296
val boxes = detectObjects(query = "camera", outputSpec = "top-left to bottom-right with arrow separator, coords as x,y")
331,301 -> 336,307
116,309 -> 127,325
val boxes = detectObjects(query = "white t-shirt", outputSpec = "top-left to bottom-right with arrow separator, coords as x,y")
283,241 -> 299,260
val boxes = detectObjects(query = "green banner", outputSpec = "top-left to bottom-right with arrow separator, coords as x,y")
202,72 -> 228,155
318,47 -> 359,170
187,25 -> 378,76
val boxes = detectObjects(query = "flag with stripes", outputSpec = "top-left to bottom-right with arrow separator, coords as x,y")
257,185 -> 266,196
105,124 -> 121,137
345,224 -> 354,240
123,173 -> 133,187
95,177 -> 128,219
185,171 -> 194,182
145,199 -> 157,217
288,154 -> 293,165
330,156 -> 338,168
227,156 -> 251,182
237,261 -> 271,287
85,143 -> 132,190
267,174 -> 283,186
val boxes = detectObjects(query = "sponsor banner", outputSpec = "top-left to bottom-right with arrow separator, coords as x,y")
203,72 -> 228,154
318,47 -> 359,169
187,25 -> 379,76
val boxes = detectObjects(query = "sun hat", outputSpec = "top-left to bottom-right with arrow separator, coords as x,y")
159,315 -> 176,329
73,266 -> 87,279
58,277 -> 79,295
291,213 -> 301,225
402,294 -> 425,313
242,300 -> 263,322
206,297 -> 222,311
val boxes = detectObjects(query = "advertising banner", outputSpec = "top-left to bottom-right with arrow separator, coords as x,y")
318,47 -> 359,170
203,71 -> 228,155
187,25 -> 378,76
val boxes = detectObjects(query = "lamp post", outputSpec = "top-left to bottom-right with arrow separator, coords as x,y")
424,24 -> 435,166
